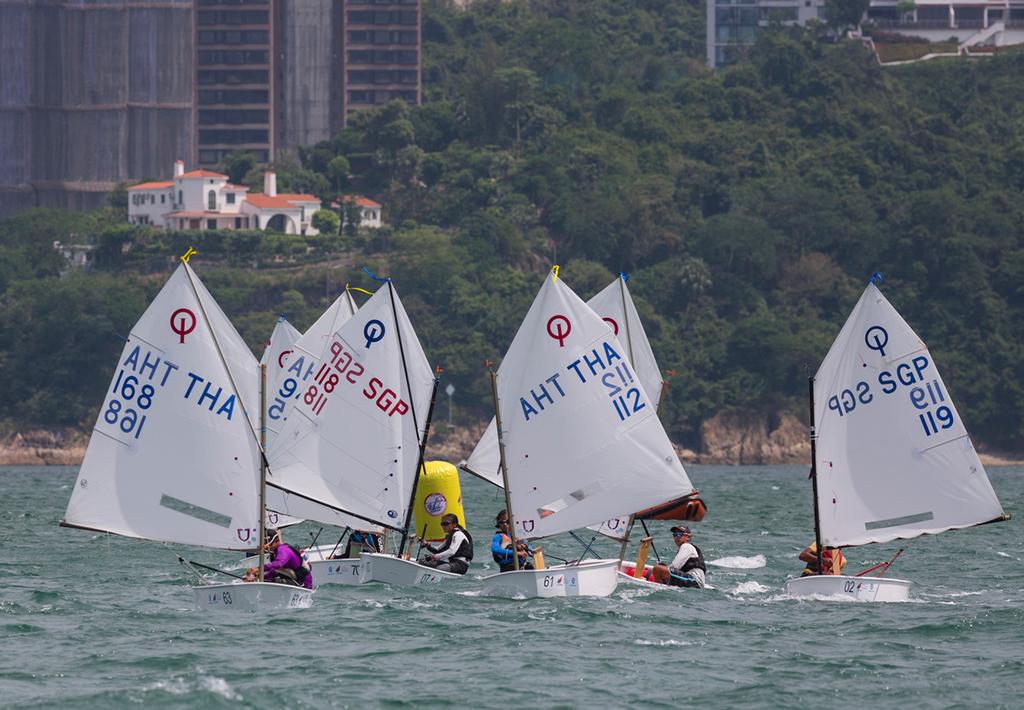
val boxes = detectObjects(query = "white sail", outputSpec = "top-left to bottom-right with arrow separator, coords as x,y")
490,271 -> 694,540
63,263 -> 263,550
814,283 -> 1005,547
587,276 -> 665,410
256,315 -> 305,528
268,282 -> 435,531
264,292 -> 358,454
260,315 -> 302,370
464,275 -> 666,489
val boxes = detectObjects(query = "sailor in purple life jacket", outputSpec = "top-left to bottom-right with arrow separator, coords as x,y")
245,528 -> 313,589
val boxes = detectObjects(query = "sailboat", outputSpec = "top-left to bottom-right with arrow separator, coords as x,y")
61,258 -> 313,611
474,267 -> 698,598
786,281 -> 1009,601
253,290 -> 384,554
462,274 -> 704,586
267,278 -> 460,587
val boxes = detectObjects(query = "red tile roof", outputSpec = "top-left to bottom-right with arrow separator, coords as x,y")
339,195 -> 382,208
246,193 -> 320,209
179,169 -> 228,179
166,211 -> 236,218
128,181 -> 175,191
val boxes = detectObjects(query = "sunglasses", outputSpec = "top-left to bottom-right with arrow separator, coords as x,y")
672,531 -> 689,538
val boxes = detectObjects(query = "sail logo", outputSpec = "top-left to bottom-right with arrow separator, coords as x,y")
864,325 -> 888,356
170,308 -> 196,344
546,315 -> 571,347
363,319 -> 385,348
602,317 -> 619,335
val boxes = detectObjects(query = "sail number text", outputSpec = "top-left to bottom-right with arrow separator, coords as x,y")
825,354 -> 957,437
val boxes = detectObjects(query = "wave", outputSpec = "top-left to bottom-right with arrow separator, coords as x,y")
708,554 -> 767,569
633,639 -> 694,646
143,675 -> 241,701
728,581 -> 771,595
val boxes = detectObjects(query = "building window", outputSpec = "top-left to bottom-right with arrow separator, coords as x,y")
235,217 -> 243,228
207,219 -> 217,230
208,190 -> 217,210
161,194 -> 165,204
227,193 -> 236,204
178,190 -> 183,205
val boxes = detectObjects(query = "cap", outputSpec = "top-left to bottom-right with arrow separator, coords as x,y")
670,525 -> 691,536
264,527 -> 279,542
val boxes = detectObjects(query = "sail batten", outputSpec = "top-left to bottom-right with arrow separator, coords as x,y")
813,283 -> 1005,548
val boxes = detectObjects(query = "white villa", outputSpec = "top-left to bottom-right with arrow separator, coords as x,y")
334,195 -> 384,229
127,160 -> 322,235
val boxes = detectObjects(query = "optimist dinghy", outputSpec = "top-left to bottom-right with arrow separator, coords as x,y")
786,280 -> 1009,602
62,257 -> 313,611
266,278 -> 460,588
470,267 -> 699,598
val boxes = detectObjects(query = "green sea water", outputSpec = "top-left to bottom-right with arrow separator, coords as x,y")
2,464 -> 1022,708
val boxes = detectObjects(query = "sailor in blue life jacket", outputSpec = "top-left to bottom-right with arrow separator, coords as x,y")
420,513 -> 474,575
658,525 -> 706,589
336,530 -> 383,559
491,509 -> 533,573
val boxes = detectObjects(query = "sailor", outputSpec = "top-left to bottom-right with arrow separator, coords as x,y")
491,509 -> 533,573
245,528 -> 313,589
799,542 -> 846,576
663,525 -> 706,589
420,513 -> 473,575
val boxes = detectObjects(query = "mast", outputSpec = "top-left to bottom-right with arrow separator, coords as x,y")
258,363 -> 267,580
809,376 -> 824,575
490,366 -> 519,571
401,377 -> 439,557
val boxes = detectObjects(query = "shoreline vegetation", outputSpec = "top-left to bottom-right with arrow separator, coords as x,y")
1,2 -> 1022,460
2,425 -> 1021,468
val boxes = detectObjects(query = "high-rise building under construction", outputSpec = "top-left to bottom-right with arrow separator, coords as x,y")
0,0 -> 421,216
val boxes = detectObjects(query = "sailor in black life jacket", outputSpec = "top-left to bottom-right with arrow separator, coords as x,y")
420,513 -> 473,575
661,525 -> 706,588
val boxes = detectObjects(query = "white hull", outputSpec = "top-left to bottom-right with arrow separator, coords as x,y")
309,557 -> 365,586
194,581 -> 314,611
481,559 -> 620,598
361,553 -> 462,586
786,575 -> 911,602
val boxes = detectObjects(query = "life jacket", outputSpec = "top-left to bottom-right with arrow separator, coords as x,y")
284,543 -> 311,583
493,532 -> 512,564
455,526 -> 474,561
804,546 -> 845,576
680,544 -> 707,575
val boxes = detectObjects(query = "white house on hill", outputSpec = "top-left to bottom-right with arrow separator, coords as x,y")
127,161 -> 322,235
334,195 -> 384,229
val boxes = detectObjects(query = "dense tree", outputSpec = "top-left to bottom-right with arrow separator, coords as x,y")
1,1 -> 1022,452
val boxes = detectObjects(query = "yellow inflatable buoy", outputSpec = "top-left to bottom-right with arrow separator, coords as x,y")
413,461 -> 465,542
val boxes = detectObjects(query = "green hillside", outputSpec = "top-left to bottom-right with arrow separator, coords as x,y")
1,0 -> 1022,452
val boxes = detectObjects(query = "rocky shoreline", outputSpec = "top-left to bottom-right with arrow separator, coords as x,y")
3,418 -> 1021,468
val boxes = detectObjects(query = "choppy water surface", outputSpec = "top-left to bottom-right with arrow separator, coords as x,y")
2,465 -> 1022,708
